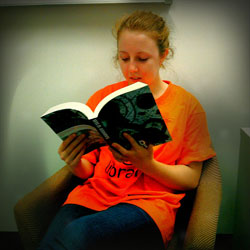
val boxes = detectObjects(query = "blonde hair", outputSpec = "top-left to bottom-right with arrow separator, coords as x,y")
113,10 -> 173,66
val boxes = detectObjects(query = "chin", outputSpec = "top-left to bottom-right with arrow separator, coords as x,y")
128,79 -> 148,85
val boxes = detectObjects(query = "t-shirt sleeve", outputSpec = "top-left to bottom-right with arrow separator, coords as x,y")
86,88 -> 106,112
177,110 -> 216,165
82,149 -> 100,165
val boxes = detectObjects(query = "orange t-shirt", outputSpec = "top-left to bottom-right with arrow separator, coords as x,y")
64,81 -> 216,246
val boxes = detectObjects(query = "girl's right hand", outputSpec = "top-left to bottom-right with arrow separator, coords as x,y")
58,133 -> 87,169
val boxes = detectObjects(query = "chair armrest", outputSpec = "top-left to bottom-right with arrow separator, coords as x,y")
183,157 -> 222,250
14,165 -> 82,250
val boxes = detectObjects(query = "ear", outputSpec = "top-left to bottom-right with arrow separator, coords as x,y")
160,49 -> 169,65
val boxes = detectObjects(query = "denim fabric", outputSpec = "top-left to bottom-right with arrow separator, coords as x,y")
37,203 -> 165,250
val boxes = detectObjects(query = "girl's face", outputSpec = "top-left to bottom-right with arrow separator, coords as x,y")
118,30 -> 166,86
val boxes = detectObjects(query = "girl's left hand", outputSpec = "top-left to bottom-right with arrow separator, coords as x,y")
109,133 -> 154,171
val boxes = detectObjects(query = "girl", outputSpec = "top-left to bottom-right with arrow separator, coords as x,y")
38,10 -> 216,250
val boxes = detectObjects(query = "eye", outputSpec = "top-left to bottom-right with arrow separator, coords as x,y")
138,58 -> 148,62
121,58 -> 129,62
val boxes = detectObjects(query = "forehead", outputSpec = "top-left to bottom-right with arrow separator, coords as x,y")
118,30 -> 159,54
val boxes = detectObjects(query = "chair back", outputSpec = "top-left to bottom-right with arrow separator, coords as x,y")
167,156 -> 222,250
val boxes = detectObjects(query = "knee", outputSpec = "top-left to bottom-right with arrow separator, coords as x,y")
55,218 -> 95,250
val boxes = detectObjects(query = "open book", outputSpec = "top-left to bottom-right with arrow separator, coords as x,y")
41,82 -> 172,154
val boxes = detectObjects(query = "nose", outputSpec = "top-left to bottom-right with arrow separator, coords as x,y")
128,60 -> 138,73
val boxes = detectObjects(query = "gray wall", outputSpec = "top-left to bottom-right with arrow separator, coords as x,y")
0,0 -> 249,234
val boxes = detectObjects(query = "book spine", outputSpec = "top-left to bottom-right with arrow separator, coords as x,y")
92,118 -> 111,142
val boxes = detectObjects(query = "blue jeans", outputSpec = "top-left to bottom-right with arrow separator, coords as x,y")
37,203 -> 165,250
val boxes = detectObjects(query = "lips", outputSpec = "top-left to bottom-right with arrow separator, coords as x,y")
130,77 -> 142,82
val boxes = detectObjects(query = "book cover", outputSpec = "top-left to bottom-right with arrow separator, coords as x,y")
41,82 -> 172,153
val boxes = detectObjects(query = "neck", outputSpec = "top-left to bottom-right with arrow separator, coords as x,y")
149,79 -> 168,99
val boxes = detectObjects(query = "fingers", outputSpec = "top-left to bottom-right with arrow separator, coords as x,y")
109,146 -> 127,162
69,147 -> 86,167
65,139 -> 86,164
123,133 -> 144,149
111,133 -> 145,155
111,142 -> 126,156
59,134 -> 86,155
58,134 -> 76,153
58,133 -> 87,166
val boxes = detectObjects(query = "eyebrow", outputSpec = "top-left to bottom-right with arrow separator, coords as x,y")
119,51 -> 150,55
119,51 -> 129,54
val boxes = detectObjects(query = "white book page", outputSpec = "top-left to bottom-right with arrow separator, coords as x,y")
93,82 -> 147,116
41,102 -> 96,119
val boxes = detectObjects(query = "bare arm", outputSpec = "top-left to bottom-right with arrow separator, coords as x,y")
137,160 -> 202,191
58,134 -> 94,179
110,133 -> 202,191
